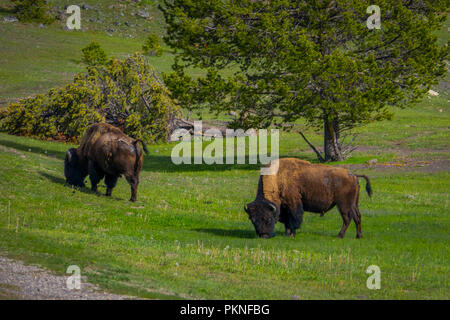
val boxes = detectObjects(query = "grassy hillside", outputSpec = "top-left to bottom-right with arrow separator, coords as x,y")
0,122 -> 448,299
0,0 -> 171,106
0,1 -> 448,299
0,89 -> 448,299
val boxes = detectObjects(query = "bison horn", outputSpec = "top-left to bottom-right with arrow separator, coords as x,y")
66,150 -> 72,163
268,203 -> 277,213
244,205 -> 249,213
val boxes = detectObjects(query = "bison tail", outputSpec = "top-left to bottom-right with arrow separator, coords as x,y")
356,174 -> 373,197
132,139 -> 148,176
134,139 -> 149,155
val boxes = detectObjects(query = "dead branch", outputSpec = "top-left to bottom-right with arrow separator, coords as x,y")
298,130 -> 325,162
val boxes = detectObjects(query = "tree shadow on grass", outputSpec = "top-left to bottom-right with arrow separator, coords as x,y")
0,139 -> 264,172
0,138 -> 287,173
143,155 -> 263,173
0,139 -> 66,160
194,228 -> 257,239
0,6 -> 15,15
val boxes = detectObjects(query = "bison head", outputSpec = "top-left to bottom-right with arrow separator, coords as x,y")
244,200 -> 278,238
64,148 -> 87,187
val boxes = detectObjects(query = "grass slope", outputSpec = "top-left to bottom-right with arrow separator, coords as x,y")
0,0 -> 448,299
0,0 -> 172,106
0,96 -> 449,299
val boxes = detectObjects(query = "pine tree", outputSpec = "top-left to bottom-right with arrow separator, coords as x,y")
161,0 -> 448,161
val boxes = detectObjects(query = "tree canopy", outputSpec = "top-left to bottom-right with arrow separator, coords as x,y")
161,0 -> 448,161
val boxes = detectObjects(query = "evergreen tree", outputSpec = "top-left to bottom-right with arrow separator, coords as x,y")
12,0 -> 54,24
161,0 -> 448,161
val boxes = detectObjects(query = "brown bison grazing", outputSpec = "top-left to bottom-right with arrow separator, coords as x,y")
64,123 -> 148,202
245,158 -> 372,239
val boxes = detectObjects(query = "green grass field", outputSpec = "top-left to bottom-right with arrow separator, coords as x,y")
0,0 -> 448,299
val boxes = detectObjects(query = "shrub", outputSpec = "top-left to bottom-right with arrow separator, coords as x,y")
142,33 -> 163,57
1,54 -> 181,143
81,42 -> 108,66
12,0 -> 54,25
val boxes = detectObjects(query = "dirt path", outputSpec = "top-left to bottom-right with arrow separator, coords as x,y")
0,256 -> 134,300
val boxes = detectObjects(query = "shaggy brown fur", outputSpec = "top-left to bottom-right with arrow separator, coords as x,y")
245,158 -> 372,238
64,123 -> 148,202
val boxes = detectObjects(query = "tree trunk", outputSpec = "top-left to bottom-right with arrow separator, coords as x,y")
323,116 -> 344,162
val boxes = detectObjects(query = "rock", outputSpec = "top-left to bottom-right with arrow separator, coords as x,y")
113,21 -> 120,26
81,4 -> 92,10
124,21 -> 131,27
4,16 -> 19,23
428,90 -> 439,96
366,158 -> 378,166
137,10 -> 150,18
405,194 -> 415,200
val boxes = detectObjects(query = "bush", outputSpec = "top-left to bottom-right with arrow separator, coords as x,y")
142,33 -> 163,57
12,0 -> 54,25
81,42 -> 108,66
1,54 -> 181,143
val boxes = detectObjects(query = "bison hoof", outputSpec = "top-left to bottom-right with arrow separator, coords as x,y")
356,234 -> 363,239
338,234 -> 345,239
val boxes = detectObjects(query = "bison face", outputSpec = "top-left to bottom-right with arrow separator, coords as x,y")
245,200 -> 278,238
64,148 -> 87,187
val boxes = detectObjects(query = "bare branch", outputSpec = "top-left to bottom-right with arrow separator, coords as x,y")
297,130 -> 325,162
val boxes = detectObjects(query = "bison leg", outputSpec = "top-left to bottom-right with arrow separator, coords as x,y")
125,175 -> 139,202
353,190 -> 362,238
337,205 -> 352,238
88,161 -> 104,192
352,206 -> 363,239
283,204 -> 304,237
105,174 -> 118,197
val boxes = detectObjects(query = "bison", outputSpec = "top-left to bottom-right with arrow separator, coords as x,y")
64,123 -> 148,202
244,158 -> 372,239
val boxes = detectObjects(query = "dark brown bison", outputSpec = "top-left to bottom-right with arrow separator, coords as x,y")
245,158 -> 372,239
64,123 -> 148,202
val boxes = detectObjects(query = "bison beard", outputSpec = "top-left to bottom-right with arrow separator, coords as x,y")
64,123 -> 148,202
245,158 -> 372,239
